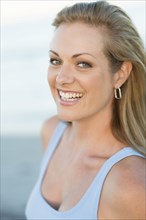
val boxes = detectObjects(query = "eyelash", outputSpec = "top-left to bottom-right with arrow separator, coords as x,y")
49,58 -> 62,65
77,61 -> 92,68
49,58 -> 92,69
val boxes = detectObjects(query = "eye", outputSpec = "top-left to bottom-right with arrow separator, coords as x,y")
77,61 -> 92,68
49,58 -> 62,66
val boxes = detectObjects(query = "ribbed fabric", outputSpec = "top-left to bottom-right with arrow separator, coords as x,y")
25,121 -> 145,220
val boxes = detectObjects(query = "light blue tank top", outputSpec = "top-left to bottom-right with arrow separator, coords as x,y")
25,121 -> 145,220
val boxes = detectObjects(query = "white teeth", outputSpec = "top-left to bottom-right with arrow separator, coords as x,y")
65,93 -> 70,99
73,93 -> 76,98
61,97 -> 78,102
59,90 -> 83,100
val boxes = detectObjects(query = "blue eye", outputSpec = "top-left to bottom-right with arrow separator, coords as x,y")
77,62 -> 92,68
49,58 -> 61,65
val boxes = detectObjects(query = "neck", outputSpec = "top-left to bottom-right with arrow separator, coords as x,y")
73,115 -> 111,141
66,110 -> 120,155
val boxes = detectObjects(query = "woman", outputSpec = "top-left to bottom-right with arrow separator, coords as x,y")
26,1 -> 146,219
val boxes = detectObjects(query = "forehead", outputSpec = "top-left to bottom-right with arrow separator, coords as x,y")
50,22 -> 105,55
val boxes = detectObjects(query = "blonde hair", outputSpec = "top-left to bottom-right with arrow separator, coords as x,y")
52,1 -> 146,155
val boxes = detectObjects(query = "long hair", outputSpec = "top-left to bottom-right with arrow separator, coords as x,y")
52,1 -> 146,155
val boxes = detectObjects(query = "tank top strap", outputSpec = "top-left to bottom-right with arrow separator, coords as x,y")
91,147 -> 145,215
39,121 -> 67,177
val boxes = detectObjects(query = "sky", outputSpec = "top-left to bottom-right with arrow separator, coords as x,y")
1,1 -> 145,22
1,1 -> 145,42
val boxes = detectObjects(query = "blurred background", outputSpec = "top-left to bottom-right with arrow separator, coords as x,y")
1,0 -> 145,219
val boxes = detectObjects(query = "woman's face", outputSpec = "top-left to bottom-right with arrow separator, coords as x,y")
48,22 -> 115,122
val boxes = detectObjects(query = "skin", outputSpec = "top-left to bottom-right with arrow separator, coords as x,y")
41,23 -> 146,219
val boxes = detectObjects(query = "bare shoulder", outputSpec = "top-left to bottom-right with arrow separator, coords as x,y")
99,155 -> 146,219
41,115 -> 60,151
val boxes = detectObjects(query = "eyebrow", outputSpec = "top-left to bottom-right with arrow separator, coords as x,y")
49,50 -> 96,59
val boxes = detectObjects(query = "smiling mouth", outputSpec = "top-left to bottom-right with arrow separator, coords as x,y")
58,90 -> 84,102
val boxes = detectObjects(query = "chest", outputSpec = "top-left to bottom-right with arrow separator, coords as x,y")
41,145 -> 107,212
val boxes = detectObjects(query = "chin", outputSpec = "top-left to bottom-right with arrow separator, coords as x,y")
57,108 -> 83,122
57,109 -> 91,123
57,112 -> 74,122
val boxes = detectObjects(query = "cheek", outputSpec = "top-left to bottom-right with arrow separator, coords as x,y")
86,73 -> 113,99
47,68 -> 56,88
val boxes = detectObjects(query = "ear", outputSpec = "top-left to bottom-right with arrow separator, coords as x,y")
113,61 -> 132,88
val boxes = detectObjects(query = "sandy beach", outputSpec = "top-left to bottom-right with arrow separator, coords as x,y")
1,136 -> 43,220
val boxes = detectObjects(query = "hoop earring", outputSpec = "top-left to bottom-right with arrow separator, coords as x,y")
114,87 -> 122,99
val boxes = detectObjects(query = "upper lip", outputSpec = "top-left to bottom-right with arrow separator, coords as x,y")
57,89 -> 84,94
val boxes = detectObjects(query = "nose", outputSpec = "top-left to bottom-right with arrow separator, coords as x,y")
56,65 -> 75,85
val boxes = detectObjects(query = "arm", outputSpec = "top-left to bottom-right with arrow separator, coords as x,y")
113,170 -> 146,220
98,156 -> 146,220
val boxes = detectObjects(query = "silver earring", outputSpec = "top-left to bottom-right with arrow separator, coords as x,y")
114,87 -> 122,99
